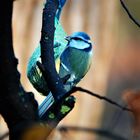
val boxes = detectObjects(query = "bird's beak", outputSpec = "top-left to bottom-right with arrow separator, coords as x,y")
65,36 -> 71,41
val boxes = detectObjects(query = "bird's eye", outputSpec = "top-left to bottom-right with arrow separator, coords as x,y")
73,37 -> 79,40
73,37 -> 83,41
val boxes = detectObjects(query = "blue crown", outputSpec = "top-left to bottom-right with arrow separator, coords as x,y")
70,32 -> 91,43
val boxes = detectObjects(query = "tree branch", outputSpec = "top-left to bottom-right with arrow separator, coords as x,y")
70,87 -> 132,112
0,0 -> 74,139
0,1 -> 39,140
40,0 -> 67,102
120,0 -> 140,28
38,0 -> 76,132
58,126 -> 128,140
38,85 -> 131,123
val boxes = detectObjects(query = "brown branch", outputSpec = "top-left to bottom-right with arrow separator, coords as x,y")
120,0 -> 140,28
2,0 -> 136,139
0,0 -> 74,139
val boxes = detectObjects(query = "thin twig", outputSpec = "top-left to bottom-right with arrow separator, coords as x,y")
58,126 -> 128,140
120,0 -> 140,28
0,124 -> 128,140
70,87 -> 132,112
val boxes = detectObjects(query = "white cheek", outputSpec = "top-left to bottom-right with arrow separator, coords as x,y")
69,39 -> 90,50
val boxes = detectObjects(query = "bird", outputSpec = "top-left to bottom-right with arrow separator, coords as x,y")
27,31 -> 93,118
59,32 -> 93,92
38,32 -> 93,118
27,0 -> 93,118
27,31 -> 93,96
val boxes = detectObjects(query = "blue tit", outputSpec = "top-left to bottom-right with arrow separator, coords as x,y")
39,32 -> 93,118
27,31 -> 93,96
27,0 -> 93,118
59,32 -> 93,91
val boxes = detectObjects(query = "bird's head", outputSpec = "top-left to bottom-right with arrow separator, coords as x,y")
65,32 -> 92,51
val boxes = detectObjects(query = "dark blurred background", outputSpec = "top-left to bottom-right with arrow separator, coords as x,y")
1,0 -> 140,139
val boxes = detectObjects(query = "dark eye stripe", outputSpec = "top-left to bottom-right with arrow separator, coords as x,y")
72,37 -> 82,41
72,37 -> 90,44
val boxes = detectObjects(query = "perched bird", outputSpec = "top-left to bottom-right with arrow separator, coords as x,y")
59,32 -> 92,91
27,0 -> 93,118
38,32 -> 93,118
27,31 -> 93,96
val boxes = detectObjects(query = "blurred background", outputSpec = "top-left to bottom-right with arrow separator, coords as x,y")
1,0 -> 140,140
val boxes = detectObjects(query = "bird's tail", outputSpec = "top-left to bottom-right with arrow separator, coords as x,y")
38,92 -> 54,119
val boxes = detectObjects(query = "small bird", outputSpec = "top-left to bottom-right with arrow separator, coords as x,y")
27,31 -> 93,118
38,32 -> 93,118
27,0 -> 93,118
59,32 -> 92,92
27,32 -> 92,96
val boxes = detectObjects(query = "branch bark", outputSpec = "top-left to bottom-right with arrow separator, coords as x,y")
120,0 -> 140,28
0,1 -> 39,140
38,0 -> 76,127
40,0 -> 67,102
72,87 -> 131,112
0,0 -> 75,139
58,126 -> 128,140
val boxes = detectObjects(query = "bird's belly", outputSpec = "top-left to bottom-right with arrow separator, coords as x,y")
62,48 -> 91,78
60,48 -> 92,91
